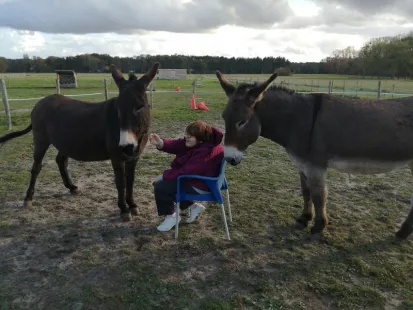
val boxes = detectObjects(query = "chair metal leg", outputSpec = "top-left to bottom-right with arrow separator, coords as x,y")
220,203 -> 231,240
175,202 -> 180,240
225,189 -> 232,222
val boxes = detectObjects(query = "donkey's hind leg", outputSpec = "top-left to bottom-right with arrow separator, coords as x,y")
56,152 -> 78,194
395,162 -> 413,239
295,171 -> 314,229
396,200 -> 413,239
24,138 -> 50,208
306,168 -> 328,239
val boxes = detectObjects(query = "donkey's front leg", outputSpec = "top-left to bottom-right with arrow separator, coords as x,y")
125,158 -> 138,216
295,171 -> 314,229
395,164 -> 413,239
111,159 -> 131,221
307,169 -> 328,239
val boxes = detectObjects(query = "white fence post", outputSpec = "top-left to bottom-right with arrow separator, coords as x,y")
0,79 -> 12,130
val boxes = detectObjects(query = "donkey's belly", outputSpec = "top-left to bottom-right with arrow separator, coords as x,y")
50,133 -> 110,162
327,158 -> 410,174
287,152 -> 410,175
53,142 -> 110,162
47,110 -> 111,161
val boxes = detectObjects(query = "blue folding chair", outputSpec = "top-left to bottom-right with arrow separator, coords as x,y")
175,160 -> 232,240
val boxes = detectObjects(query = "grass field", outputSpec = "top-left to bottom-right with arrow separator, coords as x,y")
0,73 -> 413,309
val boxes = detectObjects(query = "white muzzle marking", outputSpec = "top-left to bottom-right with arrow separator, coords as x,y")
224,146 -> 243,159
224,146 -> 244,164
119,130 -> 138,149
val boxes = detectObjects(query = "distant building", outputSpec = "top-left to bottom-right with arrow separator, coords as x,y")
55,70 -> 78,88
156,69 -> 187,80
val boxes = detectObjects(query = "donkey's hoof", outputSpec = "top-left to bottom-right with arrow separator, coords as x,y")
120,211 -> 132,222
307,233 -> 322,242
130,207 -> 139,216
23,200 -> 32,208
395,225 -> 412,240
294,218 -> 308,230
395,230 -> 406,240
70,187 -> 80,195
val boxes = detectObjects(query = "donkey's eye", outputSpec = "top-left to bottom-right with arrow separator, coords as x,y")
236,120 -> 248,129
133,106 -> 144,116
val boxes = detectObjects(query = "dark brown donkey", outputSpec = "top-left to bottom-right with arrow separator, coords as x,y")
0,62 -> 160,221
215,70 -> 413,240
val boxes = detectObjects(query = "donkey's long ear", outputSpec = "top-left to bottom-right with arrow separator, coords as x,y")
139,62 -> 160,86
216,71 -> 236,97
110,64 -> 125,89
247,73 -> 278,104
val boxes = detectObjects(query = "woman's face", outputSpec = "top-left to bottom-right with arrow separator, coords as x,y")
184,132 -> 198,148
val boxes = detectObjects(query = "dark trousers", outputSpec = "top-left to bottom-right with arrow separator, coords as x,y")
154,179 -> 199,216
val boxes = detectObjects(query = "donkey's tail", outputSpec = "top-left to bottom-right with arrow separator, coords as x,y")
0,124 -> 32,145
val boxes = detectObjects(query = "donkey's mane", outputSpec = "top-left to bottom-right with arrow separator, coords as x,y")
234,83 -> 258,94
128,73 -> 137,81
235,82 -> 300,97
267,84 -> 297,95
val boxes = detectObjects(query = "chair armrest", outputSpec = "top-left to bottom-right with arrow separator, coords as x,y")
176,174 -> 224,194
177,174 -> 219,182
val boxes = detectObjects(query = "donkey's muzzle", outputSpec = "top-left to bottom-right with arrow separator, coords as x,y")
119,130 -> 138,149
227,157 -> 240,166
121,144 -> 135,157
224,146 -> 243,166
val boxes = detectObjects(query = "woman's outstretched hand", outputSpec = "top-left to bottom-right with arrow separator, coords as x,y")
149,133 -> 163,149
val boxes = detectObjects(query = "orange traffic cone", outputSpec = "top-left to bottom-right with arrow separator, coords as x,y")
190,94 -> 197,109
197,101 -> 209,111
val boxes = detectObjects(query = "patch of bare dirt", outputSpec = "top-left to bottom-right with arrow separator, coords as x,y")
0,141 -> 176,306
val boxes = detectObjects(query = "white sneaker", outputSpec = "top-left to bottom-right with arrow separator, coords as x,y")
187,203 -> 206,223
157,214 -> 181,232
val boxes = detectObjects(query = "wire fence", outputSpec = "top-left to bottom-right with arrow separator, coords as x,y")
1,76 -> 413,130
225,77 -> 413,99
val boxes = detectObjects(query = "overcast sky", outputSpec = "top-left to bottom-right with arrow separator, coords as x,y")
0,0 -> 412,62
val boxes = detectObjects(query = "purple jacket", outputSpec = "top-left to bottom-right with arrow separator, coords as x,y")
160,127 -> 224,191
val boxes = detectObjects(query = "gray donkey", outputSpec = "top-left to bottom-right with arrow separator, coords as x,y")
216,70 -> 413,240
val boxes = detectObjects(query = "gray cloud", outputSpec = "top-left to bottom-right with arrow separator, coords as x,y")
250,28 -> 366,60
279,1 -> 412,37
0,0 -> 292,34
312,0 -> 413,19
313,0 -> 394,13
281,4 -> 389,30
314,24 -> 413,38
283,46 -> 307,55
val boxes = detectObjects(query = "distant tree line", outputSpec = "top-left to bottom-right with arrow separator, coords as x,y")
0,53 -> 292,75
321,31 -> 413,79
0,31 -> 411,79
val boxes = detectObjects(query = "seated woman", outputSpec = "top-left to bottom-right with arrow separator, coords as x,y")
149,120 -> 224,232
